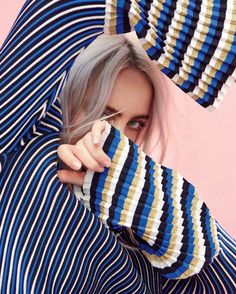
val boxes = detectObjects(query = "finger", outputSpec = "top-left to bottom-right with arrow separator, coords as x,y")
80,131 -> 111,168
57,170 -> 86,186
91,120 -> 107,145
57,144 -> 82,170
74,141 -> 105,172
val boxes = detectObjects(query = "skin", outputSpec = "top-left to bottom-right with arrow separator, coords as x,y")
57,68 -> 153,186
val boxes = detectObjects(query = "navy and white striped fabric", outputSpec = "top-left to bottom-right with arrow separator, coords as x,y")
0,130 -> 161,293
1,0 -> 236,293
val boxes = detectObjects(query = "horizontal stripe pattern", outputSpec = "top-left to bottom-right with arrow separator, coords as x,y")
81,122 -> 221,279
162,221 -> 236,293
79,122 -> 236,291
1,0 -> 236,155
104,0 -> 236,111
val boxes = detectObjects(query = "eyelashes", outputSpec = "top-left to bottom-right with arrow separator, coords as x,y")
128,120 -> 146,130
101,111 -> 147,131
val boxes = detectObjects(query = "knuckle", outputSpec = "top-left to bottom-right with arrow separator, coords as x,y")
57,144 -> 65,157
91,163 -> 100,170
57,144 -> 64,152
57,172 -> 65,182
91,163 -> 98,170
94,120 -> 102,128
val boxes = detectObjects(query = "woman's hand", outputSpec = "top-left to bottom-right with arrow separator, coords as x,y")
57,120 -> 111,186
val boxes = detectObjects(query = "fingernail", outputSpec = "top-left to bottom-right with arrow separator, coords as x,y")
98,167 -> 104,173
73,161 -> 81,170
93,135 -> 99,145
103,160 -> 111,167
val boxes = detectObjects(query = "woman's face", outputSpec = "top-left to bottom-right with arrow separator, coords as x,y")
103,68 -> 153,143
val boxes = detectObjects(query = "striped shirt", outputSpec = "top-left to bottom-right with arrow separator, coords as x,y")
1,0 -> 235,293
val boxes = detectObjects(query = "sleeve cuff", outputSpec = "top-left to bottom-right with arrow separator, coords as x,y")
80,122 -> 220,279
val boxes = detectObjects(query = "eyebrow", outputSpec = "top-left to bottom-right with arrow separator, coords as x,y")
105,105 -> 150,120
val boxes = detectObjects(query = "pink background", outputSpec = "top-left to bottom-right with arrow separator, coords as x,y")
1,1 -> 236,237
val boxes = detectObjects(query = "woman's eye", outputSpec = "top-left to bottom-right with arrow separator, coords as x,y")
128,121 -> 145,130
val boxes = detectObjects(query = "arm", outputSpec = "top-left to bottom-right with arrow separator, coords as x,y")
0,0 -> 108,155
0,131 -> 154,293
104,0 -> 236,111
2,0 -> 236,156
79,122 -> 224,279
161,221 -> 236,293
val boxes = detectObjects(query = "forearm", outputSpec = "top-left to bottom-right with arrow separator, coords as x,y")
0,0 -> 106,154
79,122 -> 221,279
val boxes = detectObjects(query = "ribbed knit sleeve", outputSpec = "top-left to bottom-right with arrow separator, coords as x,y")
161,221 -> 236,293
78,122 -> 221,279
104,0 -> 236,111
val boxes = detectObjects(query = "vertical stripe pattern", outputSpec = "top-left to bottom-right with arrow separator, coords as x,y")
162,221 -> 236,293
1,0 -> 107,155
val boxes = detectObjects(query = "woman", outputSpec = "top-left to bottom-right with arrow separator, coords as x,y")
1,0 -> 235,293
57,34 -> 236,292
57,33 -> 169,187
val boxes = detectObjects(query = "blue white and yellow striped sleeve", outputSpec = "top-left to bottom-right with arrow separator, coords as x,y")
77,122 -> 236,288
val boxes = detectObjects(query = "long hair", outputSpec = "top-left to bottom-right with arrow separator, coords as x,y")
59,33 -> 169,161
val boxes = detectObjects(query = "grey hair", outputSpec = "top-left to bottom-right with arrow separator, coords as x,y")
59,33 -> 169,161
